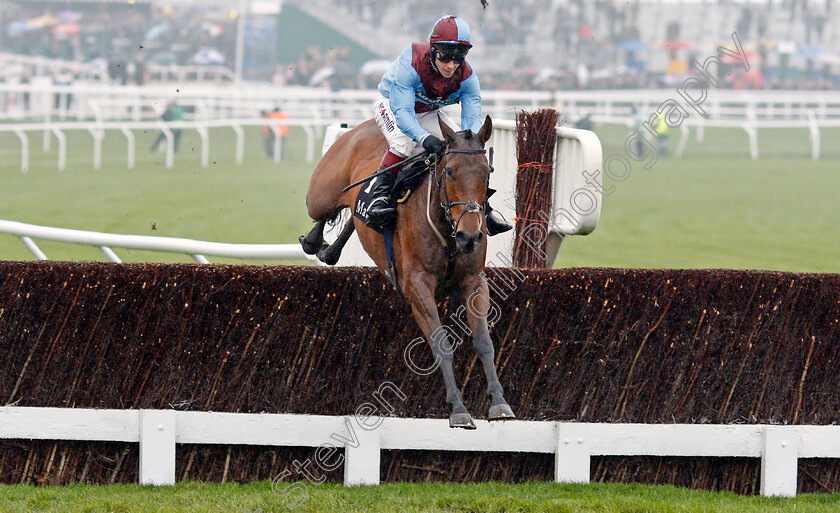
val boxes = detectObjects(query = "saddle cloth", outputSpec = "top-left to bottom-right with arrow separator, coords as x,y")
353,160 -> 430,233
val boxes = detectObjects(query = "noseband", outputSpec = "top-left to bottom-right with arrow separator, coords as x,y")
434,148 -> 489,237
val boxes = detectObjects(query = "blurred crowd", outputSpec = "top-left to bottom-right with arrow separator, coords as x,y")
1,1 -> 236,84
278,0 -> 840,91
2,0 -> 838,91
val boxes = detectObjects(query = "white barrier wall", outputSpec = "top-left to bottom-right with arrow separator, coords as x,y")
321,119 -> 603,267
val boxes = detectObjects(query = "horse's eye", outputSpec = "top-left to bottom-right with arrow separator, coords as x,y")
445,167 -> 455,179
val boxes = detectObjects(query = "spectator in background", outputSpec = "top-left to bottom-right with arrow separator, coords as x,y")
333,47 -> 356,89
575,113 -> 593,130
107,55 -> 128,85
133,56 -> 146,85
653,111 -> 670,155
21,72 -> 31,111
150,101 -> 183,153
262,106 -> 289,159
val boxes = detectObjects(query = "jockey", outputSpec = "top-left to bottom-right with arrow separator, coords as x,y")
366,15 -> 512,236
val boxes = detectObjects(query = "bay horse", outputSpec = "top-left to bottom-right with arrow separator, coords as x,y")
301,115 -> 515,429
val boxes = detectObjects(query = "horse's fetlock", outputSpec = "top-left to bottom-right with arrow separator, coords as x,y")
488,388 -> 506,403
450,402 -> 469,414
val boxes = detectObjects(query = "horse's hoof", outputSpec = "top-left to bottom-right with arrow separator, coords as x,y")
488,403 -> 516,421
316,246 -> 339,266
449,412 -> 477,429
299,235 -> 322,255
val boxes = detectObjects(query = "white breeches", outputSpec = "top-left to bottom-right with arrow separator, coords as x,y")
373,93 -> 460,157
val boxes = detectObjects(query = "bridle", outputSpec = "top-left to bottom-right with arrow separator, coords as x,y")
427,147 -> 492,248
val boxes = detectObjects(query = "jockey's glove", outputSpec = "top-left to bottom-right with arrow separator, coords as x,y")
422,135 -> 447,156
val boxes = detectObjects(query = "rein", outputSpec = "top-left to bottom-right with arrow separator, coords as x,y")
342,152 -> 430,193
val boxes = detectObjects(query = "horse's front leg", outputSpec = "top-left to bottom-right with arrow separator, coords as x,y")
404,270 -> 475,429
459,274 -> 515,421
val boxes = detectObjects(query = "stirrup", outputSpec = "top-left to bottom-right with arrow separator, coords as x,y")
365,197 -> 397,228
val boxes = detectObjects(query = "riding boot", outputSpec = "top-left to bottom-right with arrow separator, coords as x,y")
365,150 -> 405,229
484,188 -> 512,236
486,202 -> 513,236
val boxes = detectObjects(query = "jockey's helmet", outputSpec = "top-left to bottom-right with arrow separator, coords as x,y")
429,16 -> 472,61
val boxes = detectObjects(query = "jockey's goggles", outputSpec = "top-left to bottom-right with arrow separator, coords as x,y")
436,52 -> 466,64
433,43 -> 468,64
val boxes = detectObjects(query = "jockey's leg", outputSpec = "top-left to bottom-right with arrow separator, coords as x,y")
484,188 -> 512,236
485,204 -> 512,236
368,95 -> 416,229
364,149 -> 405,229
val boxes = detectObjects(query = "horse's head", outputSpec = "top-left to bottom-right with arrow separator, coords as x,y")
437,115 -> 493,255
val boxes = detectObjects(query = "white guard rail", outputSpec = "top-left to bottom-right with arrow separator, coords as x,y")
2,83 -> 840,124
0,118 -> 328,172
0,220 -> 315,264
0,406 -> 834,497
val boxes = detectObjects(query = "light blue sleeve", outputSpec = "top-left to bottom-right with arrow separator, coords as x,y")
378,46 -> 429,143
459,73 -> 482,134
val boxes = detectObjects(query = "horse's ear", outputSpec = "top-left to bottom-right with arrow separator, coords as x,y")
477,115 -> 492,145
438,115 -> 457,144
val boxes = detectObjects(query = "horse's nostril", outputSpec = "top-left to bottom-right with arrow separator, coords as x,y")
455,231 -> 468,244
474,232 -> 484,244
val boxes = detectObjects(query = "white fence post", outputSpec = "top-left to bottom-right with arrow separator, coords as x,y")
555,422 -> 591,484
139,409 -> 177,485
760,426 -> 798,497
343,419 -> 381,486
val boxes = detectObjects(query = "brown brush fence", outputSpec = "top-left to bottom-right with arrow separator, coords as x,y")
512,109 -> 557,269
1,261 -> 839,493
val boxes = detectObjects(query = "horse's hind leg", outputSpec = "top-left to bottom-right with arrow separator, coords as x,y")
316,216 -> 356,266
459,275 -> 515,421
300,220 -> 328,255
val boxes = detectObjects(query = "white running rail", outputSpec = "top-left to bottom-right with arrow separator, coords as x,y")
0,220 -> 315,264
0,118 -> 327,172
0,406 -> 833,497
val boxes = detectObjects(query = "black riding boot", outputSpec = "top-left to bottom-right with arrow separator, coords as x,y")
365,150 -> 405,229
485,187 -> 512,236
486,202 -> 513,236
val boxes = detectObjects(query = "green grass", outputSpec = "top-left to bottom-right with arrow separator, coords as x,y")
556,124 -> 840,272
1,481 -> 840,513
1,124 -> 838,272
0,482 -> 840,513
0,126 -> 316,265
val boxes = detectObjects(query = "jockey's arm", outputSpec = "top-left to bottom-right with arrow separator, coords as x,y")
389,51 -> 430,144
459,73 -> 482,134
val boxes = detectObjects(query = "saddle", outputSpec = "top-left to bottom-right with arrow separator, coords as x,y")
353,159 -> 431,233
